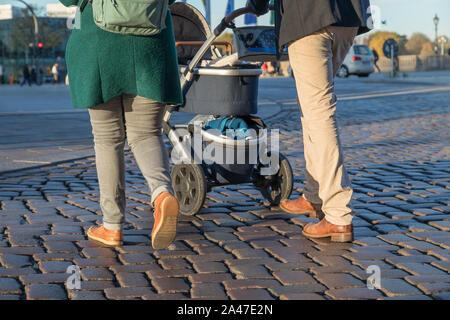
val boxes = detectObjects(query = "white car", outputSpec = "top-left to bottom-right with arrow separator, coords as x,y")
337,45 -> 375,78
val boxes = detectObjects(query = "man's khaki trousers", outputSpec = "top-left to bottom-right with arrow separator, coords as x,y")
288,26 -> 358,226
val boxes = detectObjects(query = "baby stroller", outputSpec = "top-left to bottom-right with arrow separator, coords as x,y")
164,3 -> 293,215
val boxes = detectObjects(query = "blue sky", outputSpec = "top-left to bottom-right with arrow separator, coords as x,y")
2,0 -> 449,40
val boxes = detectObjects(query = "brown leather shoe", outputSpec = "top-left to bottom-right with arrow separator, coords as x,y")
152,191 -> 179,250
302,218 -> 353,242
87,226 -> 123,246
280,196 -> 324,219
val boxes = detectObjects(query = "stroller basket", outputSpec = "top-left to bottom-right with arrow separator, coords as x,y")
179,66 -> 262,116
201,126 -> 268,185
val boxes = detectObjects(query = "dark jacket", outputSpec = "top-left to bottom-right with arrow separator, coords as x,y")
253,0 -> 372,47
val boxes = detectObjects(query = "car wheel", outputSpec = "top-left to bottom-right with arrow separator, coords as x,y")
358,74 -> 370,78
337,65 -> 349,78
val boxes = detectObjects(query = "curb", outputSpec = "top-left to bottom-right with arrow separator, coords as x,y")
0,154 -> 95,176
363,79 -> 439,86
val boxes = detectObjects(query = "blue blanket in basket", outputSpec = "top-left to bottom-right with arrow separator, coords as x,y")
204,116 -> 251,140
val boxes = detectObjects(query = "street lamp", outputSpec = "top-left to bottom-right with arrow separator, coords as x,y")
15,0 -> 40,83
433,14 -> 439,55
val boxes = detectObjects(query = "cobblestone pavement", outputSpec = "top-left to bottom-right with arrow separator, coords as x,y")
0,76 -> 449,300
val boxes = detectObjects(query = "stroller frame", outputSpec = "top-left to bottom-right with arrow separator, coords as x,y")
162,5 -> 293,215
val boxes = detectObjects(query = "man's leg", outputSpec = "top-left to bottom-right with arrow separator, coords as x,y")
288,26 -> 357,227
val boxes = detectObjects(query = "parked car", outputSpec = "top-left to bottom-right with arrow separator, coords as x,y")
337,45 -> 375,78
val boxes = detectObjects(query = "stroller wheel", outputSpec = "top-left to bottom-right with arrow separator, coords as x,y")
171,164 -> 207,216
254,153 -> 293,206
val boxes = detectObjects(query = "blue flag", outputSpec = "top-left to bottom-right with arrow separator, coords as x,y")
225,0 -> 234,16
245,14 -> 257,25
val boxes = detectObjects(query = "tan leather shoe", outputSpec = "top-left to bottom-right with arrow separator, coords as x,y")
280,196 -> 324,219
302,218 -> 353,242
87,226 -> 123,246
152,191 -> 179,250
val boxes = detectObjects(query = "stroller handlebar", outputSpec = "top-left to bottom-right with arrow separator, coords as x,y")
181,6 -> 274,90
214,5 -> 274,36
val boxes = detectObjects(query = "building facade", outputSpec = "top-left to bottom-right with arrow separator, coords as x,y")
0,4 -> 76,83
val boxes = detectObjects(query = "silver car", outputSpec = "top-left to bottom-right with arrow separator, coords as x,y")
337,45 -> 375,78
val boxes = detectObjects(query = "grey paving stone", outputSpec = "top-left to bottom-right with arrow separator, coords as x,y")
405,275 -> 450,286
222,279 -> 280,291
280,293 -> 325,300
227,288 -> 274,300
70,290 -> 107,300
44,241 -> 79,253
269,283 -> 327,296
80,268 -> 114,281
429,221 -> 450,231
193,261 -> 228,274
20,273 -> 70,285
379,295 -> 432,300
26,284 -> 68,300
39,261 -> 73,273
272,270 -> 316,285
325,287 -> 383,300
229,264 -> 272,279
188,273 -> 233,284
81,247 -> 116,258
0,254 -> 32,268
0,277 -> 22,294
116,272 -> 149,287
118,253 -> 155,265
433,292 -> 450,300
315,273 -> 366,289
395,262 -> 448,276
104,286 -> 154,299
151,277 -> 190,294
379,278 -> 423,297
191,283 -> 228,299
417,282 -> 450,295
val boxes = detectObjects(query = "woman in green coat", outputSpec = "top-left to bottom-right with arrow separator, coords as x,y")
60,0 -> 182,249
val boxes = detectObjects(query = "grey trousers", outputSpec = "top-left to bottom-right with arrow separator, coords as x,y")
289,26 -> 358,226
88,94 -> 173,230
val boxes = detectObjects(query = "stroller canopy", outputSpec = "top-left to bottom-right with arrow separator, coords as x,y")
170,3 -> 213,64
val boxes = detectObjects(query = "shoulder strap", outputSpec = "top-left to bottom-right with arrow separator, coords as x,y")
80,0 -> 89,12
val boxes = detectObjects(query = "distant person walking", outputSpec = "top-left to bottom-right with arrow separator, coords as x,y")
60,0 -> 182,249
372,49 -> 381,72
30,68 -> 37,85
20,65 -> 32,87
52,63 -> 59,84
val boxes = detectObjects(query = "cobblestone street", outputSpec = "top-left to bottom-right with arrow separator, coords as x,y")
0,73 -> 449,300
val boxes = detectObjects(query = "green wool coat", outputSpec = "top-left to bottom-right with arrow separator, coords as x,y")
60,0 -> 183,109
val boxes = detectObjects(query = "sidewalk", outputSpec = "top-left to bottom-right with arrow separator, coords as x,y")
365,70 -> 450,86
0,75 -> 448,300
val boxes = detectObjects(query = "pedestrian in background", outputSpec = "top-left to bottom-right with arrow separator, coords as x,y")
60,0 -> 182,249
52,63 -> 59,84
372,49 -> 381,72
30,67 -> 37,85
20,65 -> 32,87
247,0 -> 372,242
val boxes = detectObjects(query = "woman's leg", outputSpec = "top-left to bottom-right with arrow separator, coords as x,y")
88,96 -> 126,231
122,95 -> 178,249
122,94 -> 173,203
